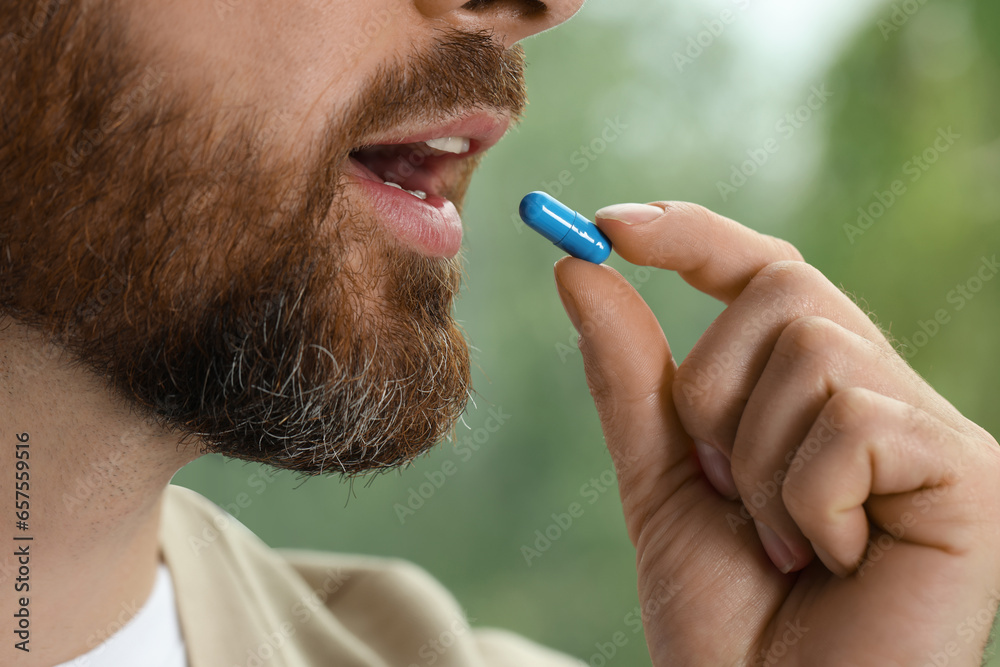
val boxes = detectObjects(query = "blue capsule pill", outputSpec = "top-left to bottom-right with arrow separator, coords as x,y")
518,191 -> 612,264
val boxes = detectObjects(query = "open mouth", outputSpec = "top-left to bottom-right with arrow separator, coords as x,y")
349,136 -> 475,201
343,113 -> 511,258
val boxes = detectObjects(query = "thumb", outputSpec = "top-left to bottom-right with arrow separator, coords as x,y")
555,257 -> 789,667
553,256 -> 702,545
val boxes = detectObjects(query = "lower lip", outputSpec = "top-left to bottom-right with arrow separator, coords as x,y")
345,159 -> 463,259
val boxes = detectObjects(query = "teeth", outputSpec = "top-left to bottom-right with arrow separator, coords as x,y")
424,136 -> 471,155
383,180 -> 428,200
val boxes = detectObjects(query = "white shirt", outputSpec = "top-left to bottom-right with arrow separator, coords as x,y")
55,562 -> 188,667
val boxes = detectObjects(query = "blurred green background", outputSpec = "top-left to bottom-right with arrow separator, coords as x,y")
174,0 -> 1000,664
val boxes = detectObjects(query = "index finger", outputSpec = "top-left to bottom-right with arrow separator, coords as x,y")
595,202 -> 803,304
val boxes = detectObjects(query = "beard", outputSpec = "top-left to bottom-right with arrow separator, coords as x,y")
0,0 -> 526,475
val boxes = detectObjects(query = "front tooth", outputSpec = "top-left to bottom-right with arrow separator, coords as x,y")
424,137 -> 471,154
384,180 -> 428,200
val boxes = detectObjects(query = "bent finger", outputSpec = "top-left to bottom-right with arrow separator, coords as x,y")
782,388 -> 978,576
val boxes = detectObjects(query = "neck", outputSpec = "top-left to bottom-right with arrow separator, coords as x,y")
0,318 -> 198,666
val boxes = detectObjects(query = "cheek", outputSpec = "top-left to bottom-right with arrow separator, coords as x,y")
119,0 -> 406,142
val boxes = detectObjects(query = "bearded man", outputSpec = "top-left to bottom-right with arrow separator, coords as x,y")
2,1 -> 999,666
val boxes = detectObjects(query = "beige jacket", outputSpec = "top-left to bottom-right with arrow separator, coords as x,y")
159,484 -> 586,666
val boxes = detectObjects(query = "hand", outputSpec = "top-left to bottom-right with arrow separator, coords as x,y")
553,201 -> 1000,666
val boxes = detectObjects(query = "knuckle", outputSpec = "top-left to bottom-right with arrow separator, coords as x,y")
645,202 -> 716,265
658,200 -> 714,226
823,386 -> 879,428
750,259 -> 820,293
774,315 -> 847,361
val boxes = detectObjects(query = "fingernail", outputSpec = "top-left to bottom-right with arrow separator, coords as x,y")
554,270 -> 583,332
694,440 -> 738,500
595,203 -> 663,225
755,520 -> 797,574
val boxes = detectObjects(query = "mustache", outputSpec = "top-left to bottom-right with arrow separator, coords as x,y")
293,28 -> 528,253
337,28 -> 528,153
